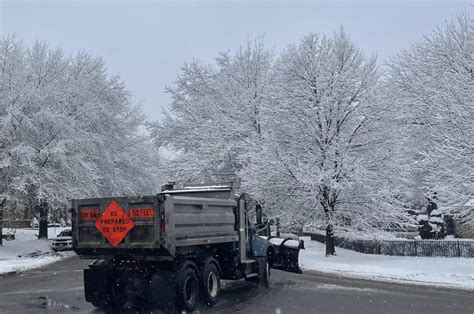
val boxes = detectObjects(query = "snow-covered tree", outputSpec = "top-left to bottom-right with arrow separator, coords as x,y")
387,13 -> 473,207
149,39 -> 274,183
0,37 -> 160,243
242,30 -> 414,255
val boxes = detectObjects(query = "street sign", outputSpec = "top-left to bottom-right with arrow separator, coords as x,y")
130,208 -> 154,219
95,200 -> 135,247
80,209 -> 100,220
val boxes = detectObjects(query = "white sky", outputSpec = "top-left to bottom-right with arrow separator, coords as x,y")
0,0 -> 471,122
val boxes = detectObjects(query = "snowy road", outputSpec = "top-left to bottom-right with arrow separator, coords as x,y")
0,256 -> 472,313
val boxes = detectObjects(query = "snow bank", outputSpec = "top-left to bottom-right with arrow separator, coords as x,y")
299,237 -> 474,290
0,251 -> 75,275
0,228 -> 75,275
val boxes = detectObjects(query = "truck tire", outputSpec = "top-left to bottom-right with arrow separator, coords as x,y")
176,264 -> 200,312
201,261 -> 221,305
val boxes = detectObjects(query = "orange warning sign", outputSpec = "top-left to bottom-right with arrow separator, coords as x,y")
80,209 -> 100,220
95,200 -> 135,247
130,208 -> 154,219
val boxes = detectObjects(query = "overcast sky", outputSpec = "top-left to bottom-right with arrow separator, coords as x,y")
1,0 -> 471,122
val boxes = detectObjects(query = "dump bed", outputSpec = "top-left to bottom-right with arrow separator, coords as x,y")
72,187 -> 239,260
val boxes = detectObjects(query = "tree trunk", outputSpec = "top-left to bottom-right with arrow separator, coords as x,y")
0,207 -> 3,247
38,201 -> 49,239
325,224 -> 336,256
0,198 -> 6,246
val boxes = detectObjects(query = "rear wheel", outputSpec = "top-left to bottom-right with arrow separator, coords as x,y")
176,264 -> 200,311
202,261 -> 221,305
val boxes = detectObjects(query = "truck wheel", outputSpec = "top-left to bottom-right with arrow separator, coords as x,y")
176,265 -> 199,311
202,261 -> 221,305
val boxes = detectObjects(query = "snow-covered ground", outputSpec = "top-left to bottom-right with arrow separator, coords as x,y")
299,237 -> 474,290
0,228 -> 75,275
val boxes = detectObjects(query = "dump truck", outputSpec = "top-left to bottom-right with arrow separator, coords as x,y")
72,182 -> 304,311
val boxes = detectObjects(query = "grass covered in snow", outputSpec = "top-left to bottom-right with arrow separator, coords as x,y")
299,237 -> 474,290
0,228 -> 75,275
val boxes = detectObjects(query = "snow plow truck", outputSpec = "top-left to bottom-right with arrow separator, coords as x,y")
71,182 -> 304,311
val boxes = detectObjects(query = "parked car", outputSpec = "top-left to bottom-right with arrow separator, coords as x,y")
51,229 -> 73,251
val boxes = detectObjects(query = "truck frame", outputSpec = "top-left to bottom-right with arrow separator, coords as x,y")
72,182 -> 303,311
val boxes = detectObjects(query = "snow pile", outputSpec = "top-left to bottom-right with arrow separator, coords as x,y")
0,228 -> 75,275
299,237 -> 474,290
282,239 -> 301,248
269,238 -> 285,246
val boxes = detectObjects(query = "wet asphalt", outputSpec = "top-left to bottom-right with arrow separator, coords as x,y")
0,254 -> 472,314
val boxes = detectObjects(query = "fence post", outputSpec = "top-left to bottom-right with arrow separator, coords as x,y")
457,239 -> 461,258
413,239 -> 417,257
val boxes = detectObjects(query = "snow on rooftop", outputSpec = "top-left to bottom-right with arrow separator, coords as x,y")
183,185 -> 231,190
164,188 -> 231,194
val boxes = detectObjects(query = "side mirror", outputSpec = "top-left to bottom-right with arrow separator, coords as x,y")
256,204 -> 263,225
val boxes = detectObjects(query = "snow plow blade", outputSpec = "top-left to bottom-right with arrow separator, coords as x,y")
269,237 -> 305,274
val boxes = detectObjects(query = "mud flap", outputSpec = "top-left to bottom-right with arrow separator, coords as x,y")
84,268 -> 112,303
269,237 -> 304,274
256,256 -> 266,279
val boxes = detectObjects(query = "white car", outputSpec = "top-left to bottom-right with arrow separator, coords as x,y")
51,229 -> 73,251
